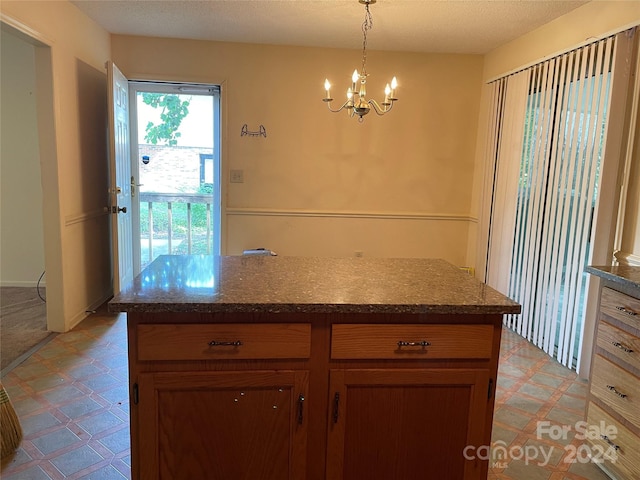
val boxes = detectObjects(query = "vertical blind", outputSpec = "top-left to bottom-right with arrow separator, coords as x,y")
484,33 -> 625,371
485,72 -> 530,295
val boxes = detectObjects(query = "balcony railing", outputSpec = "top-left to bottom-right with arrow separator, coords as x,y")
139,192 -> 214,267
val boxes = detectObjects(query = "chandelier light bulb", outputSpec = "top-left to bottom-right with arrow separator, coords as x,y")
324,79 -> 332,99
322,0 -> 398,121
390,76 -> 398,100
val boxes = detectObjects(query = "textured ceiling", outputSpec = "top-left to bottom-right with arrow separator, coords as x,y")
71,0 -> 591,55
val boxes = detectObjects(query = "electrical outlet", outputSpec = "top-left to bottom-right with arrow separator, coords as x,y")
230,169 -> 244,183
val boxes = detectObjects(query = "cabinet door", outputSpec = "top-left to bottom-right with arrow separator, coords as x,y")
327,369 -> 490,480
137,370 -> 308,480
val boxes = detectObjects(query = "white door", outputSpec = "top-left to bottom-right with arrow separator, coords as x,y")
107,61 -> 134,293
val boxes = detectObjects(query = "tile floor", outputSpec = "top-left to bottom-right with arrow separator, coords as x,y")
0,311 -> 613,479
490,329 -> 612,480
1,311 -> 130,479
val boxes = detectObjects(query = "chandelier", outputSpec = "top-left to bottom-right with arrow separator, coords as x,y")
323,0 -> 398,122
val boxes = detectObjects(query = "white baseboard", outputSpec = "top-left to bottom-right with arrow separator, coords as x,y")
66,293 -> 113,332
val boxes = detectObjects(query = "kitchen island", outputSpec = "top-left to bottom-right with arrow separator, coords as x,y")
110,255 -> 520,480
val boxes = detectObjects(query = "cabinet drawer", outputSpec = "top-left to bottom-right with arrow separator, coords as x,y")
590,354 -> 640,430
137,323 -> 311,361
601,288 -> 640,331
597,320 -> 640,372
586,402 -> 640,480
331,324 -> 493,360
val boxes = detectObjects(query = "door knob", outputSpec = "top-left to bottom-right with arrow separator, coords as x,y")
112,206 -> 127,214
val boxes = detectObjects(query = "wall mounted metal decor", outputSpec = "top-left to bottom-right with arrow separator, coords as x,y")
241,124 -> 267,138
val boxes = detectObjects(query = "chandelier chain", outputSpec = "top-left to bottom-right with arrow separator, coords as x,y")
361,3 -> 373,76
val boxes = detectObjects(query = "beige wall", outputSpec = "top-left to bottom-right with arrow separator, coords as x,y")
483,1 -> 640,81
619,92 -> 640,264
0,29 -> 45,287
471,0 -> 640,277
0,1 -> 112,331
112,35 -> 483,266
4,0 -> 634,333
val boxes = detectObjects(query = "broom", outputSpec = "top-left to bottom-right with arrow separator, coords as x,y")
0,382 -> 22,459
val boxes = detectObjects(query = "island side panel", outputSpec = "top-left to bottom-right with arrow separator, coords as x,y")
127,310 -> 505,480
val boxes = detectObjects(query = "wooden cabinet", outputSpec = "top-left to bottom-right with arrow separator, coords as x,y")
127,314 -> 502,480
330,324 -> 494,359
138,370 -> 309,480
326,368 -> 490,480
136,323 -> 311,361
586,286 -> 640,480
326,323 -> 494,480
129,320 -> 311,480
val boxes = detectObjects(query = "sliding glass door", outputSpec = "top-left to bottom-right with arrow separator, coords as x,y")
483,30 -> 636,372
507,40 -> 614,369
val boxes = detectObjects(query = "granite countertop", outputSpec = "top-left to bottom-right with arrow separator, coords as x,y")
585,264 -> 640,292
108,255 -> 521,315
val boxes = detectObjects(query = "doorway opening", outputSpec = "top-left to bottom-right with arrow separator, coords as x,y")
128,82 -> 222,274
1,21 -> 58,370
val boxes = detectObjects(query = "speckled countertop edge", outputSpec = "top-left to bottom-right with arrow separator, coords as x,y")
586,265 -> 640,292
108,301 -> 521,315
109,256 -> 522,315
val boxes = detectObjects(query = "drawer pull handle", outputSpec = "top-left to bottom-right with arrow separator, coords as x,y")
615,306 -> 637,316
612,341 -> 633,353
208,340 -> 243,347
606,385 -> 627,399
397,340 -> 431,348
600,435 -> 620,451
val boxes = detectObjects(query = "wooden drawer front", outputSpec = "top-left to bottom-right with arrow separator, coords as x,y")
331,324 -> 493,360
137,323 -> 311,361
586,402 -> 640,480
597,320 -> 640,372
590,354 -> 640,430
601,288 -> 640,331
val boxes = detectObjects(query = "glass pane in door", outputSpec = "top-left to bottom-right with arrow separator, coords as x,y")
134,88 -> 218,270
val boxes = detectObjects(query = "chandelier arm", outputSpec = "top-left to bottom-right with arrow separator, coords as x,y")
367,99 -> 393,116
326,100 -> 353,114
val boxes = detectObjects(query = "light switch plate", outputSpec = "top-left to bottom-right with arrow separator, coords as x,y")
230,169 -> 244,183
